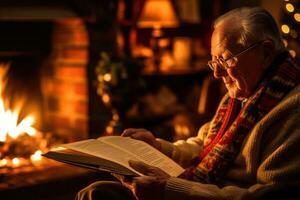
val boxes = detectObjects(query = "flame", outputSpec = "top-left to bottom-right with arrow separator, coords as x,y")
0,63 -> 37,142
0,158 -> 8,167
30,150 -> 42,162
12,157 -> 20,166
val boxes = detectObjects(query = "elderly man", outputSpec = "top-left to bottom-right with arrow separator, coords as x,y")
78,7 -> 300,200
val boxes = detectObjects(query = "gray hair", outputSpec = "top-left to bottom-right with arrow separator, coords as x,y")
214,7 -> 285,52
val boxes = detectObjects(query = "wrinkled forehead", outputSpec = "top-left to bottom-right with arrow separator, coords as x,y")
211,20 -> 240,56
211,28 -> 228,56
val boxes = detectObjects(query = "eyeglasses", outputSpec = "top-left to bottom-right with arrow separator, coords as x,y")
207,40 -> 264,71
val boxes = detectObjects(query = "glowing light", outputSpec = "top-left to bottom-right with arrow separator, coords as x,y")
281,24 -> 290,34
112,113 -> 119,121
106,126 -> 113,134
286,3 -> 295,13
289,50 -> 296,58
294,13 -> 300,22
97,75 -> 103,82
283,39 -> 288,47
174,125 -> 190,137
102,94 -> 110,104
12,157 -> 20,166
0,158 -> 8,167
103,73 -> 112,82
30,150 -> 42,161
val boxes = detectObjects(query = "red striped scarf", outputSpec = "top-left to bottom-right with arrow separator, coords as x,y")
189,52 -> 300,183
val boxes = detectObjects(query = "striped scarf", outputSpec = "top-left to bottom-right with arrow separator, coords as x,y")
190,52 -> 300,183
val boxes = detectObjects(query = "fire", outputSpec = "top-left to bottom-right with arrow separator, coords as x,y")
12,157 -> 20,166
0,64 -> 37,142
30,150 -> 42,161
0,63 -> 45,168
0,158 -> 8,167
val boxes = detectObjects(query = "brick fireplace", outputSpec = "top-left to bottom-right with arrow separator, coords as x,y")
42,19 -> 89,141
0,1 -> 118,199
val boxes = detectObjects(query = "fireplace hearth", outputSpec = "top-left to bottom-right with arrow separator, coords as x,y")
0,1 -> 119,198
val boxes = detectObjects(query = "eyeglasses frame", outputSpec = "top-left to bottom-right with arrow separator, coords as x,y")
208,40 -> 265,71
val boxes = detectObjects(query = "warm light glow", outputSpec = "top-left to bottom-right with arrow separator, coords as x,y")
289,50 -> 296,58
103,73 -> 112,82
283,39 -> 288,47
174,125 -> 190,137
0,64 -> 47,169
30,150 -> 42,161
294,13 -> 300,22
97,75 -> 103,82
106,126 -> 113,134
138,0 -> 178,28
160,52 -> 174,71
112,113 -> 119,121
12,157 -> 20,166
281,24 -> 290,34
0,158 -> 8,167
286,3 -> 295,13
102,93 -> 110,104
0,64 -> 38,142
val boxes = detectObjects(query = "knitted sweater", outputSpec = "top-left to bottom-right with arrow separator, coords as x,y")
158,83 -> 300,200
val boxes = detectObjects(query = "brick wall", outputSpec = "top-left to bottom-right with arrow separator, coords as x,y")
42,19 -> 89,141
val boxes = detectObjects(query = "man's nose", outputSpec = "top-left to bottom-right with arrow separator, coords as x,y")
213,65 -> 227,79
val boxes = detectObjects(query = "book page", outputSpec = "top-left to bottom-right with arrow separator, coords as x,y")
61,139 -> 143,175
44,148 -> 138,176
99,136 -> 184,177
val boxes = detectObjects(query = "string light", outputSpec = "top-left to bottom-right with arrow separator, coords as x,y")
286,3 -> 295,13
103,73 -> 112,82
102,93 -> 110,104
282,1 -> 299,59
112,113 -> 119,121
294,13 -> 300,22
106,126 -> 113,134
281,24 -> 290,34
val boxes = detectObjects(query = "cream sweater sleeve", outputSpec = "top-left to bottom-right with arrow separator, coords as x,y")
163,92 -> 300,200
157,122 -> 209,168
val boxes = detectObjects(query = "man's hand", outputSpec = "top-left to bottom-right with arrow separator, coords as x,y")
128,160 -> 170,200
121,128 -> 161,151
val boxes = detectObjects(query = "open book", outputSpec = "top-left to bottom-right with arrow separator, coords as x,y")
43,136 -> 184,177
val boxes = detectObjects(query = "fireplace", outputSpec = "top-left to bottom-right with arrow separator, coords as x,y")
0,2 -> 118,199
0,18 -> 89,165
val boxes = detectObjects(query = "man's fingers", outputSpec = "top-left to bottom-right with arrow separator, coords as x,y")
122,129 -> 152,143
129,160 -> 153,175
129,132 -> 149,141
121,128 -> 136,137
121,128 -> 146,137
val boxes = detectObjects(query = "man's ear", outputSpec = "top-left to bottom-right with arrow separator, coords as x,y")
262,40 -> 275,68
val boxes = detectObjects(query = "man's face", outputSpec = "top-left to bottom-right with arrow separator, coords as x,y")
210,26 -> 265,100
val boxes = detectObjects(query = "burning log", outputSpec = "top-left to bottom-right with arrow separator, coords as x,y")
2,134 -> 40,158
